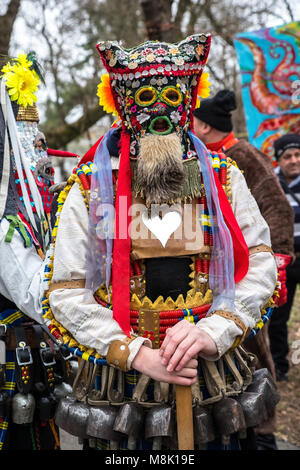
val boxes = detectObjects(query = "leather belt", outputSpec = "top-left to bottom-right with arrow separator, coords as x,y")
5,324 -> 41,351
248,244 -> 273,256
48,279 -> 86,293
15,326 -> 34,394
33,325 -> 56,393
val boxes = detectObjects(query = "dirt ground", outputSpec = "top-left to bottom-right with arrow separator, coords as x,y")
274,286 -> 300,447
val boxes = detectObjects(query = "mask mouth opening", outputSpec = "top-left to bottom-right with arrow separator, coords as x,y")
149,116 -> 173,135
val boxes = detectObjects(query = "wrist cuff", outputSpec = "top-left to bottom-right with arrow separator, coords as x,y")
106,335 -> 137,372
207,310 -> 250,349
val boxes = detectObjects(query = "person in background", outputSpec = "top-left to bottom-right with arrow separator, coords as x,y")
193,90 -> 295,450
269,134 -> 300,382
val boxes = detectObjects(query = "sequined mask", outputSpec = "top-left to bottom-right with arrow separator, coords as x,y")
97,34 -> 211,156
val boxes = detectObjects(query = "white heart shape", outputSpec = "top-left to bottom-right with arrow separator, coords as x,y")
142,210 -> 182,247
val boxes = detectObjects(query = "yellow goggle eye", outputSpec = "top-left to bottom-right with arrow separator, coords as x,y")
160,86 -> 183,107
135,87 -> 157,106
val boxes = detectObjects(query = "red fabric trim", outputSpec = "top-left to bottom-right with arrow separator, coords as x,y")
206,132 -> 239,153
105,64 -> 203,77
212,169 -> 249,282
18,212 -> 40,246
47,149 -> 80,159
112,130 -> 132,335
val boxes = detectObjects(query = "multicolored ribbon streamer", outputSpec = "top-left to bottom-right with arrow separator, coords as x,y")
85,128 -> 115,297
189,131 -> 249,313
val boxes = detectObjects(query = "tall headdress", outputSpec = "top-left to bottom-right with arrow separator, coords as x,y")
0,53 -> 46,235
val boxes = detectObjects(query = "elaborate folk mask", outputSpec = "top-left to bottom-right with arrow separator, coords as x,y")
96,34 -> 211,142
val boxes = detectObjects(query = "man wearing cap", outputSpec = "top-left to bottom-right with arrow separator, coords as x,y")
269,134 -> 300,382
193,90 -> 294,450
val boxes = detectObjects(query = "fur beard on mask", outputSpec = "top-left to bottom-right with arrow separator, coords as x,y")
136,133 -> 184,206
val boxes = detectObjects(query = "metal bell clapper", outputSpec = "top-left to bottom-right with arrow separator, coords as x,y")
235,392 -> 268,428
12,393 -> 35,424
87,405 -> 123,450
145,405 -> 175,450
113,402 -> 144,450
246,377 -> 280,415
193,405 -> 216,449
212,397 -> 247,446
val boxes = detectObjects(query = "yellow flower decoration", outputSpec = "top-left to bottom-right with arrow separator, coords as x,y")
195,72 -> 211,108
16,53 -> 33,69
1,53 -> 40,107
97,73 -> 119,116
1,62 -> 12,75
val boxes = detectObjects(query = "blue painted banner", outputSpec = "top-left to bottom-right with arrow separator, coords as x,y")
234,21 -> 300,163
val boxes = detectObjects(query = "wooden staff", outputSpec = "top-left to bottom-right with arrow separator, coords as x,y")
175,385 -> 194,450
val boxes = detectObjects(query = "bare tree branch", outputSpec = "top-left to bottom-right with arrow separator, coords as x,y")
0,0 -> 21,56
282,0 -> 295,21
140,0 -> 177,42
202,0 -> 234,47
44,103 -> 105,149
173,0 -> 192,38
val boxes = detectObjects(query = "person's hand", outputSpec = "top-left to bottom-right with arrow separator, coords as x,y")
131,345 -> 198,386
159,319 -> 217,372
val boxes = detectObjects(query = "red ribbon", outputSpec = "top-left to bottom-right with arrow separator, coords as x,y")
112,130 -> 132,335
212,170 -> 249,283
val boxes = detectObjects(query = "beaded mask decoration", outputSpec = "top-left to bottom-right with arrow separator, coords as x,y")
97,34 -> 210,158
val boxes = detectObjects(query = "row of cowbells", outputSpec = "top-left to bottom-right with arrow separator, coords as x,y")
55,367 -> 280,449
1,381 -> 73,425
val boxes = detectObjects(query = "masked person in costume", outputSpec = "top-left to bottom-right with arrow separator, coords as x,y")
45,35 -> 278,450
0,53 -> 74,450
193,89 -> 294,450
